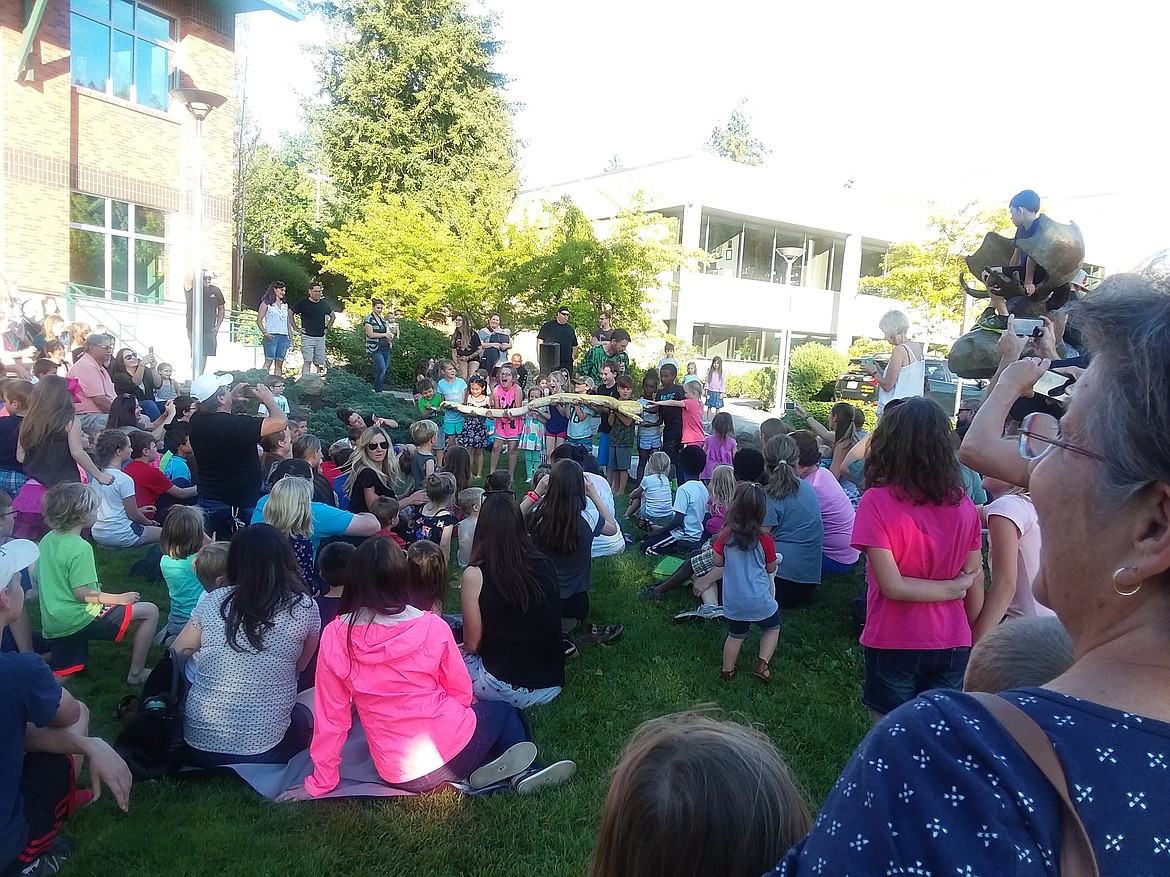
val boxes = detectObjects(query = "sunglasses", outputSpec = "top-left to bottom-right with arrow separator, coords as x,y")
367,441 -> 389,450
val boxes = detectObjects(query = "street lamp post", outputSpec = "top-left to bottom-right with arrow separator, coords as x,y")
172,88 -> 226,378
774,246 -> 804,412
307,170 -> 331,229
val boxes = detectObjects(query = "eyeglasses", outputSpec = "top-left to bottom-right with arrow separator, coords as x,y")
367,441 -> 389,450
1018,412 -> 1105,463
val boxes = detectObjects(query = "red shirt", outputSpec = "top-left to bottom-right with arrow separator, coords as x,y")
123,460 -> 174,511
377,526 -> 407,550
320,461 -> 341,486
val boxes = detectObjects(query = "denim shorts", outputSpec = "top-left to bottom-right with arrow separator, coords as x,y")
863,646 -> 970,716
262,333 -> 291,360
726,609 -> 781,638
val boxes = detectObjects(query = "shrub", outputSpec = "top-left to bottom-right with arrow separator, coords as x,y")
787,343 -> 848,405
725,367 -> 777,408
325,309 -> 451,391
241,252 -> 315,309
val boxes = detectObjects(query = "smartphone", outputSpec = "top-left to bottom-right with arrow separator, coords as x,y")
1013,318 -> 1044,338
860,355 -> 875,366
148,346 -> 154,355
784,401 -> 796,412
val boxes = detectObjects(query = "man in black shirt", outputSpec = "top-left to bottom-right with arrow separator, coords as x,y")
290,282 -> 336,378
536,305 -> 579,372
184,271 -> 226,374
188,372 -> 287,538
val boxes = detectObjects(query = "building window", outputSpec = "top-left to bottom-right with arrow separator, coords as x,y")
70,0 -> 174,111
69,194 -> 167,303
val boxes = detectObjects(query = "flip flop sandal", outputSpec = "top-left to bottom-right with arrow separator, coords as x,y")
753,659 -> 772,683
111,694 -> 140,722
720,668 -> 737,682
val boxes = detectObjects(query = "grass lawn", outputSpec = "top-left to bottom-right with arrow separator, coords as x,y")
36,500 -> 872,877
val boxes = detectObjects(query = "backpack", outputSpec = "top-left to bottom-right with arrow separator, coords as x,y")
114,648 -> 190,781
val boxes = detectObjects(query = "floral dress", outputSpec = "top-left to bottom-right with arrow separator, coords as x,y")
459,394 -> 491,449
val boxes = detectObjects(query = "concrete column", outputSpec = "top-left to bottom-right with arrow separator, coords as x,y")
833,233 -> 863,353
671,202 -> 703,341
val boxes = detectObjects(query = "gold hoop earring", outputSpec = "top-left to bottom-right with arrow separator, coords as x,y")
1113,566 -> 1143,597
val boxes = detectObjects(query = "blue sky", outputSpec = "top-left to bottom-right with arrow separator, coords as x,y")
237,0 -> 1168,269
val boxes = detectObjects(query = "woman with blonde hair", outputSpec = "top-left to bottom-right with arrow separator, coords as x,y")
861,309 -> 925,416
264,476 -> 317,593
13,375 -> 112,540
345,426 -> 402,514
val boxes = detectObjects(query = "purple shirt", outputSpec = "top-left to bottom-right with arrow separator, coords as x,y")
803,466 -> 860,565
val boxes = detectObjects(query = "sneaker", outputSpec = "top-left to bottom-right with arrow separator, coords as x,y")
19,835 -> 73,876
636,586 -> 664,602
514,760 -> 577,795
673,607 -> 703,625
576,623 -> 624,646
468,741 -> 537,790
695,604 -> 725,620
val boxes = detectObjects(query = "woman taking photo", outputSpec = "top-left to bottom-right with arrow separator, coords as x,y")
776,273 -> 1170,875
257,281 -> 291,376
451,313 -> 481,381
363,299 -> 398,393
176,524 -> 320,766
106,394 -> 174,440
461,491 -> 564,707
14,376 -> 113,540
110,347 -> 162,420
861,309 -> 925,416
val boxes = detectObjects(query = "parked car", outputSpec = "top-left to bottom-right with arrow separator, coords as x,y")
835,357 -> 984,413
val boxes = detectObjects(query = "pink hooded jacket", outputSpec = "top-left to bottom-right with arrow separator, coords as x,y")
305,607 -> 476,795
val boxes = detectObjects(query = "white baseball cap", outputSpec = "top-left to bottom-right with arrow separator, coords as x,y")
0,539 -> 38,588
189,372 -> 234,403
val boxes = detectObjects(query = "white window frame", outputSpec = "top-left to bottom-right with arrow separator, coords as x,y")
70,0 -> 176,110
69,195 -> 168,304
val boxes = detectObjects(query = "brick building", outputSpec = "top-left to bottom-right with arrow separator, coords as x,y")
1,0 -> 297,376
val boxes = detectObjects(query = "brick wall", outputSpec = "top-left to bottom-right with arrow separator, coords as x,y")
1,0 -> 237,315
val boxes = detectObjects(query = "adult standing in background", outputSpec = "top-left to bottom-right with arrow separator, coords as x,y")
67,333 -> 116,430
537,306 -> 579,373
188,373 -> 287,539
363,299 -> 398,393
861,309 -> 925,416
591,313 -> 613,345
577,329 -> 631,383
291,281 -> 335,378
451,314 -> 481,381
477,314 -> 512,376
184,271 -> 226,374
257,282 -> 291,376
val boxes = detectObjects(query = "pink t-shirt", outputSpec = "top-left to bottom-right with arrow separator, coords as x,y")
681,397 -> 705,445
985,493 -> 1052,620
851,485 -> 981,650
700,434 -> 736,480
706,370 -> 725,393
804,466 -> 859,565
491,384 -> 522,439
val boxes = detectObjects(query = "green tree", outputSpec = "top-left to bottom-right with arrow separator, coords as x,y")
502,197 -> 698,333
704,100 -> 769,166
308,0 -> 517,211
859,203 -> 1012,323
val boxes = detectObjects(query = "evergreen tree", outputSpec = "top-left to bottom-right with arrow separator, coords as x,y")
704,100 -> 769,166
308,0 -> 517,209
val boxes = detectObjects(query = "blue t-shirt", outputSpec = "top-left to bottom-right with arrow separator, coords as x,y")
437,377 -> 468,427
773,688 -> 1170,876
763,480 -> 824,584
0,653 -> 62,866
163,455 -> 192,485
670,480 -> 708,542
251,495 -> 356,554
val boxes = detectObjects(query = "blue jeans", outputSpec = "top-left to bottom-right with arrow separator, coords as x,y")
199,497 -> 256,541
141,399 -> 162,421
370,350 -> 389,392
388,700 -> 531,793
596,433 -> 610,473
863,646 -> 970,716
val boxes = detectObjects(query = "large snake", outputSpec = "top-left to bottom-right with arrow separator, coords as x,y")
440,392 -> 642,419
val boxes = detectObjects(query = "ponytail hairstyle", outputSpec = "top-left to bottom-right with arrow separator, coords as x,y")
763,434 -> 801,501
94,429 -> 130,469
720,482 -> 768,551
406,539 -> 449,612
830,401 -> 860,446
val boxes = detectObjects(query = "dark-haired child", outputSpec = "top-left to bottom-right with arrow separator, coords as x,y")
712,482 -> 780,682
643,445 -> 708,557
124,430 -> 196,522
701,411 -> 737,481
416,378 -> 446,466
607,376 -> 636,496
159,505 -> 208,638
655,363 -> 684,475
407,540 -> 449,615
370,496 -> 406,549
0,379 -> 32,498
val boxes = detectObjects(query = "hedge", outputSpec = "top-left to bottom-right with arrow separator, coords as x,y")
326,314 -> 452,392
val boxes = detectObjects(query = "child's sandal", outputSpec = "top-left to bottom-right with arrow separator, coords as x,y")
753,659 -> 772,683
720,668 -> 737,682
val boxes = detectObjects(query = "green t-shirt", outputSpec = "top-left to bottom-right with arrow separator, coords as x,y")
417,392 -> 443,421
577,345 -> 629,384
160,555 -> 202,621
38,531 -> 102,638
